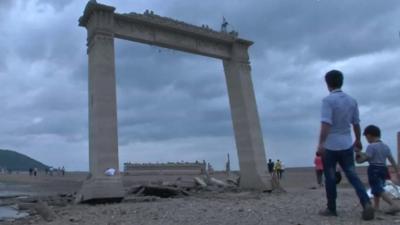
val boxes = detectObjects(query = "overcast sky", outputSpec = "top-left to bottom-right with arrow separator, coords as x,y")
0,0 -> 399,171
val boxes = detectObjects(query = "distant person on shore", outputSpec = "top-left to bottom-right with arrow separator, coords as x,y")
280,162 -> 285,179
33,168 -> 38,176
267,159 -> 274,174
274,160 -> 282,179
316,70 -> 374,220
356,125 -> 400,214
314,152 -> 324,187
29,168 -> 33,176
62,166 -> 65,176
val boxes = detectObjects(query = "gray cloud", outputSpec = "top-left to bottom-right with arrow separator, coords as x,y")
0,0 -> 399,170
36,0 -> 73,12
0,0 -> 14,12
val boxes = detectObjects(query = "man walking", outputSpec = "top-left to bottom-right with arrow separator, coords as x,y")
317,70 -> 374,220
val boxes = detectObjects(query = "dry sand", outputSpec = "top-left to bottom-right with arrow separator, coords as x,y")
1,168 -> 400,225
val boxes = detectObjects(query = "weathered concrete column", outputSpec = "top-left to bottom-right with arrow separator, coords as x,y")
78,2 -> 124,202
223,43 -> 270,190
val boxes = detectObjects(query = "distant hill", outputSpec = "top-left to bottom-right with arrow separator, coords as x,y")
0,149 -> 50,171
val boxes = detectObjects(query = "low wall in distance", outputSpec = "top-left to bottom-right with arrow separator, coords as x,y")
123,162 -> 206,176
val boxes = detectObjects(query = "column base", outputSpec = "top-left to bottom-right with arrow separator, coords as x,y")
239,172 -> 271,191
76,176 -> 125,203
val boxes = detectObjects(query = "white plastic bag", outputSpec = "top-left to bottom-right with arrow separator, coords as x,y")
104,168 -> 116,176
367,180 -> 400,199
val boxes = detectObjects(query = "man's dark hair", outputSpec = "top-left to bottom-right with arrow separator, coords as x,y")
325,70 -> 343,89
363,125 -> 381,138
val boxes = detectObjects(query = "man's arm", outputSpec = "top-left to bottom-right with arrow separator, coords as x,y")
352,101 -> 362,152
352,123 -> 363,152
317,122 -> 331,155
318,98 -> 332,155
355,152 -> 369,164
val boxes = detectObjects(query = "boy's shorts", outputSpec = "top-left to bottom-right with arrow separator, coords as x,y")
368,165 -> 387,196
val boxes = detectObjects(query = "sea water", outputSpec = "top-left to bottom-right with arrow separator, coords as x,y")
0,182 -> 30,221
0,182 -> 32,197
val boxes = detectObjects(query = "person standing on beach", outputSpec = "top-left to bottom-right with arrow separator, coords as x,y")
267,159 -> 274,174
274,160 -> 282,179
316,70 -> 374,220
280,162 -> 285,179
314,152 -> 324,187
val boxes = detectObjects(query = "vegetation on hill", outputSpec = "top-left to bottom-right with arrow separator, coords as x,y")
0,149 -> 49,171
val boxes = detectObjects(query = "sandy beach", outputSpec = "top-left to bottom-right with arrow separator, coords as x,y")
1,168 -> 400,225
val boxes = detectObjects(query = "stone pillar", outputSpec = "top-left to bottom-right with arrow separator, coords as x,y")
397,132 -> 400,164
78,2 -> 124,202
223,43 -> 270,190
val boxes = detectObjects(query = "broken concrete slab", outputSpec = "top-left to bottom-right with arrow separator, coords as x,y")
194,177 -> 207,188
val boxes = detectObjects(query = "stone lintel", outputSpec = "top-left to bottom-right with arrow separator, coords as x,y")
79,1 -> 115,27
79,1 -> 254,58
114,13 -> 253,47
112,18 -> 232,59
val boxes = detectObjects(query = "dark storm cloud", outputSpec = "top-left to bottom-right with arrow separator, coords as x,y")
162,0 -> 400,60
234,0 -> 400,60
1,0 -> 399,169
115,41 -> 226,99
36,0 -> 72,11
344,52 -> 400,107
114,39 -> 232,143
0,0 -> 14,11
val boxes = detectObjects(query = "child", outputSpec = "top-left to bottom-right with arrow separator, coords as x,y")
356,125 -> 400,214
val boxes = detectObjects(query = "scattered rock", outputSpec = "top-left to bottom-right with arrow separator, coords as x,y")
69,216 -> 81,223
34,201 -> 57,222
18,201 -> 57,222
128,185 -> 189,198
209,177 -> 228,187
123,196 -> 160,203
226,177 -> 239,186
194,177 -> 207,188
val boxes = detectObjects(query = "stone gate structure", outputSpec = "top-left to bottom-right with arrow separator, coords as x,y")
78,1 -> 269,202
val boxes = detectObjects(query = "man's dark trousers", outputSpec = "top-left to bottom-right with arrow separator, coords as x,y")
323,148 -> 370,211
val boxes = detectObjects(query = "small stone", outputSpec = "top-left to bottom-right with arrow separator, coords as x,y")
69,217 -> 81,223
